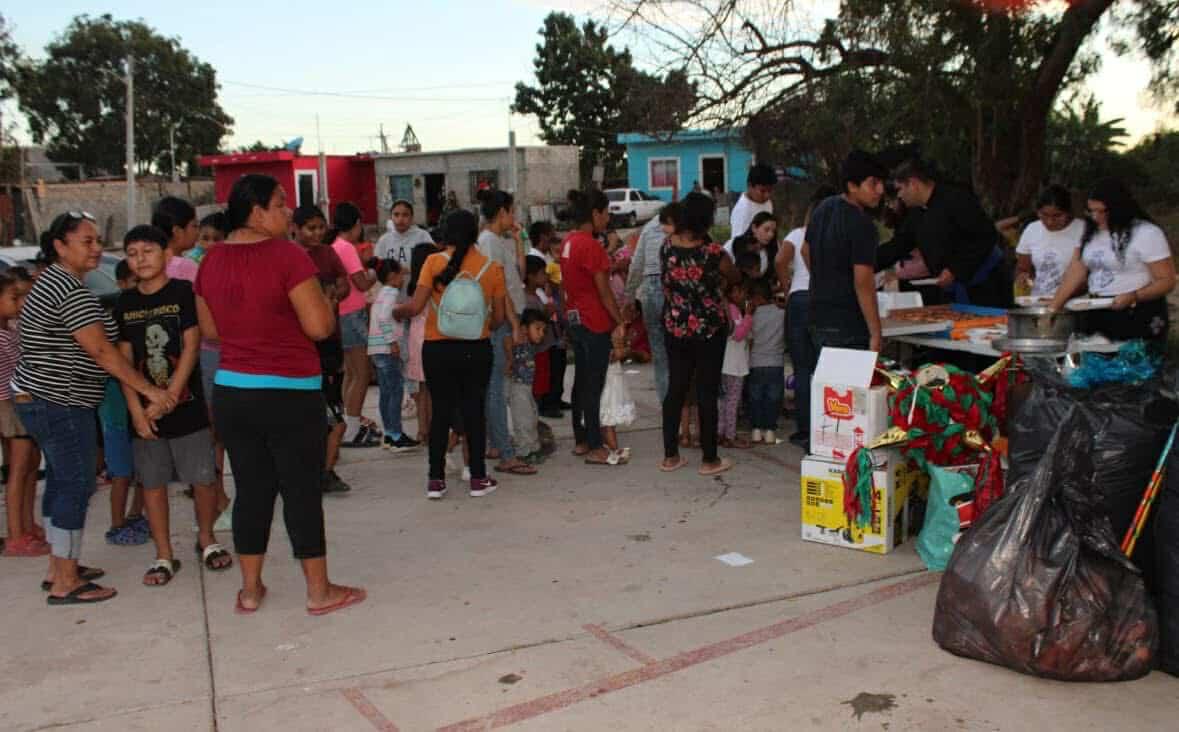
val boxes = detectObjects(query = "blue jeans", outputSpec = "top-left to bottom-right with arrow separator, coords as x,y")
16,397 -> 98,557
641,278 -> 669,402
486,321 -> 514,460
371,353 -> 404,438
787,291 -> 816,437
747,367 -> 785,431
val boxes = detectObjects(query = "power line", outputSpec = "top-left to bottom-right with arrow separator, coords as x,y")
221,80 -> 506,103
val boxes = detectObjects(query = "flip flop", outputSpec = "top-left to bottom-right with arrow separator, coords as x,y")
308,586 -> 367,617
659,456 -> 688,473
571,445 -> 590,456
234,586 -> 267,615
40,566 -> 105,592
143,558 -> 181,587
495,461 -> 538,475
699,458 -> 733,476
47,581 -> 117,605
197,542 -> 234,571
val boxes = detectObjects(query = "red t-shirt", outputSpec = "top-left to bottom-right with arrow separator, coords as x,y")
194,239 -> 321,378
559,231 -> 613,333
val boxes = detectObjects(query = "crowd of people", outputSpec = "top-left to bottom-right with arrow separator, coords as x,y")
1,148 -> 1171,612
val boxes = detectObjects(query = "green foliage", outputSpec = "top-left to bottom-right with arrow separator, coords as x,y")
513,12 -> 696,186
1045,96 -> 1133,191
14,14 -> 232,178
0,14 -> 19,103
1124,129 -> 1179,207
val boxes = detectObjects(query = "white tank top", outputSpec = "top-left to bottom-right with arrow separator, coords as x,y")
785,227 -> 809,295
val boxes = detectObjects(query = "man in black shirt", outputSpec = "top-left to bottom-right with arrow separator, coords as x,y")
804,150 -> 888,354
884,159 -> 1011,307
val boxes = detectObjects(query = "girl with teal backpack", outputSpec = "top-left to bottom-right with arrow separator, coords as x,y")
394,210 -> 507,500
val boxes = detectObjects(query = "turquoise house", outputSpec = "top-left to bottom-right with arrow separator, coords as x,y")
617,128 -> 755,202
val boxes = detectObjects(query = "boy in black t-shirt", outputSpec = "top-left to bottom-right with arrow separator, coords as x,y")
115,225 -> 232,587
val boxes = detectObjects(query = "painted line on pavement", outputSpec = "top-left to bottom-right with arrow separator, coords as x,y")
437,572 -> 938,731
582,624 -> 658,666
342,687 -> 400,732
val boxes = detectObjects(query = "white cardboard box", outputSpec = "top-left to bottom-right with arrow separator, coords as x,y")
810,347 -> 891,461
800,451 -> 918,555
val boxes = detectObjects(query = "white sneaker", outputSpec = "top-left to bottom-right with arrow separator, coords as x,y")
461,466 -> 471,481
764,430 -> 776,445
752,429 -> 763,444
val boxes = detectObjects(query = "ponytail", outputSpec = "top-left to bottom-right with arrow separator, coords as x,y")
433,209 -> 479,289
326,202 -> 362,242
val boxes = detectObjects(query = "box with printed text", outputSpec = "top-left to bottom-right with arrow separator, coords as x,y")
809,347 -> 891,461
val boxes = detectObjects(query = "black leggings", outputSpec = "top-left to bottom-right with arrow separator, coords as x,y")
663,331 -> 726,462
423,339 -> 492,481
213,386 -> 327,559
570,325 -> 612,450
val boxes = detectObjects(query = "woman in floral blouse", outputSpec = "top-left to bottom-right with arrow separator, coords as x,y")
659,192 -> 740,475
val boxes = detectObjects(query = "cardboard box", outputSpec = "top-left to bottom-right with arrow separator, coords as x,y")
800,451 -> 919,555
810,347 -> 891,461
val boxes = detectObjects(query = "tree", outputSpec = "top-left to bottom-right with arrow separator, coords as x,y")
610,0 -> 1176,215
1044,95 -> 1131,192
513,12 -> 696,185
14,14 -> 232,178
0,14 -> 19,105
1123,129 -> 1179,206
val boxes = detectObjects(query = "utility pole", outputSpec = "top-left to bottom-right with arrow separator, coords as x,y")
508,130 -> 518,194
169,123 -> 179,183
125,54 -> 136,232
379,124 -> 389,154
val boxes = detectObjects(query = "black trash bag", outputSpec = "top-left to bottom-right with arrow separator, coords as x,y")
1157,444 -> 1179,677
1007,371 -> 1177,587
933,411 -> 1158,681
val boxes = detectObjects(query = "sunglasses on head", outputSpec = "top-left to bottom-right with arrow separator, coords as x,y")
65,211 -> 96,223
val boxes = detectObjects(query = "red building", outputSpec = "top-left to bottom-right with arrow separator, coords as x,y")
197,151 -> 378,225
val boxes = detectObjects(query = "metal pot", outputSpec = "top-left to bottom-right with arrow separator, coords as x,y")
1006,306 -> 1077,341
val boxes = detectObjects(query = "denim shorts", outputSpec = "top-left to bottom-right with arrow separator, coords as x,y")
339,309 -> 368,350
101,422 -> 134,479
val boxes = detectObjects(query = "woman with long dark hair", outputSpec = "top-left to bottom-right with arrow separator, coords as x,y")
196,174 -> 365,615
659,192 -> 740,476
1015,185 -> 1085,299
329,202 -> 380,448
394,209 -> 507,499
560,189 -> 628,465
727,211 -> 779,282
1050,178 -> 1175,342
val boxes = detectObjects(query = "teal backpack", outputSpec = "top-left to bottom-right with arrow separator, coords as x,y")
433,253 -> 492,339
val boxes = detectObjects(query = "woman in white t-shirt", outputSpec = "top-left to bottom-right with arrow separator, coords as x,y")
1015,185 -> 1085,298
1050,179 -> 1176,342
774,185 -> 837,450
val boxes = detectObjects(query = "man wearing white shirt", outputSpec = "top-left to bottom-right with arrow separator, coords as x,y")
726,164 -> 777,249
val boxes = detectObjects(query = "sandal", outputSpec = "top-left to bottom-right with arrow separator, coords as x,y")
571,444 -> 590,456
235,586 -> 267,615
41,566 -> 106,592
143,558 -> 181,587
47,581 -> 117,605
197,542 -> 233,571
699,458 -> 734,476
308,586 -> 367,616
495,460 -> 538,475
605,449 -> 631,466
659,456 -> 688,473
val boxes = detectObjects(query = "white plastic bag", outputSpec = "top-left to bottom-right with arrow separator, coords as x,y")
600,362 -> 636,427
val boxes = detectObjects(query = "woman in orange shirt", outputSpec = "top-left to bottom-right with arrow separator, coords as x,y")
394,210 -> 507,500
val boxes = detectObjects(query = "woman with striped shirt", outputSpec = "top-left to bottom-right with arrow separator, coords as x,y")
13,212 -> 175,605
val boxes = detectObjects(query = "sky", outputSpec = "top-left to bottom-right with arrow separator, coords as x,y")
1,0 -> 1173,158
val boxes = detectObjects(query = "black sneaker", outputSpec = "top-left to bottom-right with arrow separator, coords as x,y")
384,434 -> 420,452
342,426 -> 380,448
322,470 -> 352,494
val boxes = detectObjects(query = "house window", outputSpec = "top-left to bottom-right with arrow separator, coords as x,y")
649,158 -> 679,190
389,175 -> 413,205
296,171 -> 317,208
469,169 -> 500,202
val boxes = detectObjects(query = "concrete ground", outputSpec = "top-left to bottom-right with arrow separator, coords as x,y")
1,363 -> 1175,732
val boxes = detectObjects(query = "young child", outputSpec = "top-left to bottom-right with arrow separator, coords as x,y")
292,205 -> 352,494
747,279 -> 786,444
600,325 -> 635,465
102,259 -> 148,546
719,281 -> 753,449
115,225 -> 231,586
505,309 -> 548,465
187,211 -> 228,265
524,255 -> 558,415
368,258 -> 418,451
0,273 -> 47,556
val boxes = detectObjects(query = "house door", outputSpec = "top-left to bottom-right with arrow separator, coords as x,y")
701,156 -> 726,195
424,174 -> 445,225
296,171 -> 317,208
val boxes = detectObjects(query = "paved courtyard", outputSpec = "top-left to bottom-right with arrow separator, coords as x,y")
1,363 -> 1175,731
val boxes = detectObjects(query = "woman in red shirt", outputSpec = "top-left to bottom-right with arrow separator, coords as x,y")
559,190 -> 627,465
195,174 -> 365,616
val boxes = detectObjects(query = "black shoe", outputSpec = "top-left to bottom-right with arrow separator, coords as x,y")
322,470 -> 352,494
385,434 -> 420,452
539,408 -> 563,419
342,426 -> 380,448
559,400 -> 573,410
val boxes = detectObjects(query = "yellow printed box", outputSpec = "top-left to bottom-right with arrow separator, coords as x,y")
800,452 -> 920,555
